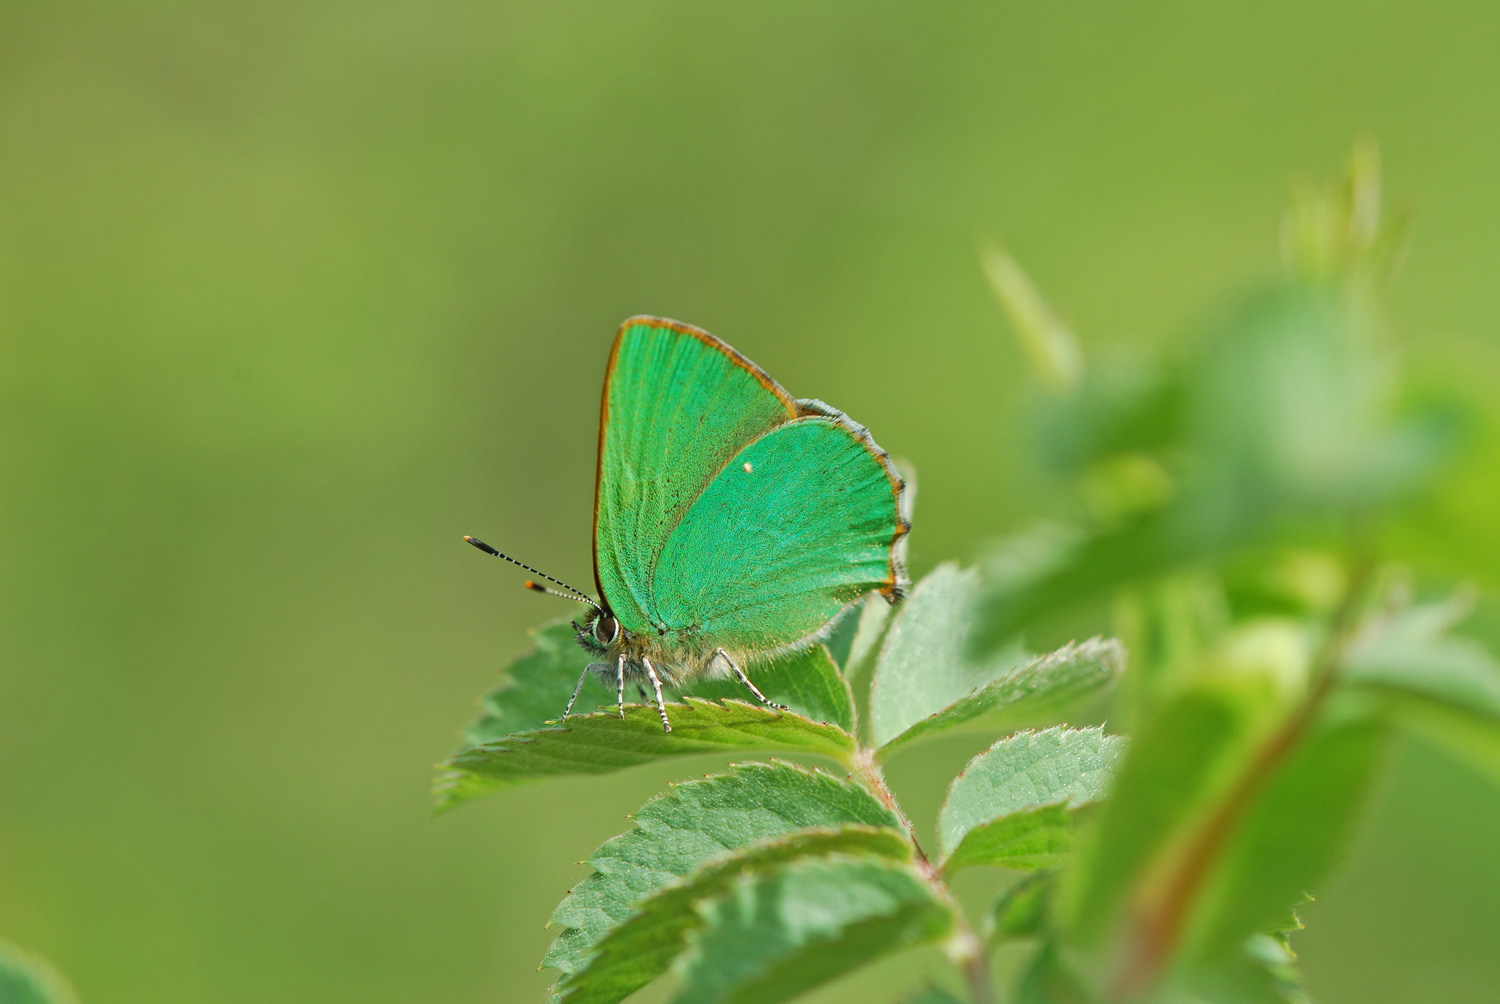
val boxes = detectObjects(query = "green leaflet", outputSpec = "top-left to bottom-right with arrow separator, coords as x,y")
0,940 -> 78,1004
878,639 -> 1124,758
869,564 -> 1029,748
543,762 -> 904,995
986,871 -> 1054,945
556,827 -> 911,1004
939,727 -> 1126,873
673,856 -> 955,1004
448,626 -> 856,809
437,700 -> 854,809
685,644 -> 855,734
461,619 -> 614,746
943,804 -> 1077,874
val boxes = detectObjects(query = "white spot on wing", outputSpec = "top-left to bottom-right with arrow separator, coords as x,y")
743,462 -> 754,473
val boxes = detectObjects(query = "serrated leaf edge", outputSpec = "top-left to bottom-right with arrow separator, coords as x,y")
551,823 -> 913,1004
435,698 -> 858,810
877,639 -> 1125,757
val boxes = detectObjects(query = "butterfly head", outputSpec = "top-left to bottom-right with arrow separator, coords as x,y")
575,607 -> 626,657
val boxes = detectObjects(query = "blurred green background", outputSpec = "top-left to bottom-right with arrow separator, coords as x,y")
2,2 -> 1498,1002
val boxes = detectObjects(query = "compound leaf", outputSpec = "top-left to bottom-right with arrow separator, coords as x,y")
673,856 -> 955,1004
940,726 -> 1126,873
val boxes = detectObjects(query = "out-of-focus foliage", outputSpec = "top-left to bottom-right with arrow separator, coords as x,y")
961,148 -> 1500,1002
0,940 -> 79,1004
975,154 -> 1454,654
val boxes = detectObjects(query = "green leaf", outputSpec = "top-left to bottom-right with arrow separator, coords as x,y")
870,564 -> 1029,748
558,826 -> 911,1004
879,639 -> 1124,757
1062,683 -> 1271,945
446,625 -> 859,808
437,699 -> 855,809
685,644 -> 855,734
0,940 -> 79,1004
1342,595 -> 1500,785
462,618 -> 613,745
673,856 -> 955,1004
542,761 -> 905,996
939,727 -> 1126,872
986,871 -> 1054,945
1182,718 -> 1388,964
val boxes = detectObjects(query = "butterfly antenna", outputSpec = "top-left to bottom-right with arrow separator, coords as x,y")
463,536 -> 602,610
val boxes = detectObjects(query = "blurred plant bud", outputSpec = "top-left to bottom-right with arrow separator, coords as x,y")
979,240 -> 1084,394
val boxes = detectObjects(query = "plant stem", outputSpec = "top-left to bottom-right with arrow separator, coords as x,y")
852,748 -> 994,1004
1109,549 -> 1375,1001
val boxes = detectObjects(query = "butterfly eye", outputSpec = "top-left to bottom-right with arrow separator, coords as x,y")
594,614 -> 620,646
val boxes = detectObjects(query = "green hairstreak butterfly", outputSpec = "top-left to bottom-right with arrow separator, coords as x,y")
467,316 -> 910,731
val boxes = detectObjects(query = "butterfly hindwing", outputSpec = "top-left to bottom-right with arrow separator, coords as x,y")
652,408 -> 910,654
594,317 -> 797,634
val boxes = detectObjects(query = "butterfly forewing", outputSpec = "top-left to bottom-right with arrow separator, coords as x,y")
594,317 -> 797,634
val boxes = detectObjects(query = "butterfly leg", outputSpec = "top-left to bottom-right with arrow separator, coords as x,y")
559,662 -> 595,721
615,654 -> 626,718
715,648 -> 788,712
640,655 -> 672,733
